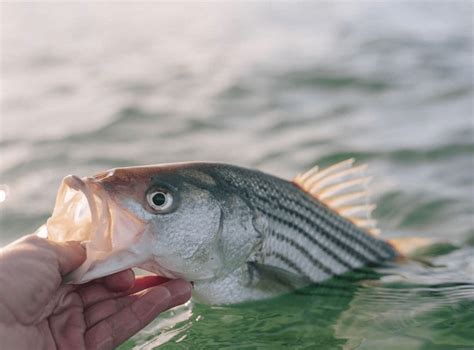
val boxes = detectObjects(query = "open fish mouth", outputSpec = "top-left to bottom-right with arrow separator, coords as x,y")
47,175 -> 111,246
43,175 -> 149,283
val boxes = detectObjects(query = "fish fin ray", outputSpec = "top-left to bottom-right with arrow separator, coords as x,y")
293,159 -> 380,237
388,237 -> 433,256
249,262 -> 311,289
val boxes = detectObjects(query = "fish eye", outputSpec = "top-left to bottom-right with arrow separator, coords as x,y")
146,190 -> 173,212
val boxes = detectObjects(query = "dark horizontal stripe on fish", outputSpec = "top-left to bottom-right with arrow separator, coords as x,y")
216,168 -> 392,262
262,190 -> 390,261
245,176 -> 387,258
256,200 -> 375,267
271,251 -> 311,281
259,207 -> 360,269
281,193 -> 389,260
270,230 -> 336,279
250,188 -> 382,262
284,190 -> 395,259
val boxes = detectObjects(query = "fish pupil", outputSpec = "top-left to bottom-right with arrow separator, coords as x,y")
152,192 -> 166,206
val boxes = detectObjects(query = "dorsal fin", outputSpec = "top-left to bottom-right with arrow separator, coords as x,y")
293,159 -> 380,237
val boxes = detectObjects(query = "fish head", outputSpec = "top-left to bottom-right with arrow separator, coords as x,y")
45,163 -> 231,284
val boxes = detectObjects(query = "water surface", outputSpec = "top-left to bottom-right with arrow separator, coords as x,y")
1,2 -> 473,349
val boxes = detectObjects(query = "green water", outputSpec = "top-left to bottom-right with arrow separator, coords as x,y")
119,248 -> 474,349
1,2 -> 473,349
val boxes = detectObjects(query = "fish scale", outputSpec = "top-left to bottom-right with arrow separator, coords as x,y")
45,160 -> 401,304
254,198 -> 365,267
214,164 -> 397,284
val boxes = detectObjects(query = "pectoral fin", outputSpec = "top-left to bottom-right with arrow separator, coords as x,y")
249,262 -> 311,290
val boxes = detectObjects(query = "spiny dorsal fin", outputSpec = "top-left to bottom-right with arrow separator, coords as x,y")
294,158 -> 380,237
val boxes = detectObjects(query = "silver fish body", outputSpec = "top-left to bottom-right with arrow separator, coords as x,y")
43,161 -> 398,304
184,164 -> 397,303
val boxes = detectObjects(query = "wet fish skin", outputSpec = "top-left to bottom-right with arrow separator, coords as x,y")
45,161 -> 398,304
190,163 -> 397,303
218,164 -> 396,272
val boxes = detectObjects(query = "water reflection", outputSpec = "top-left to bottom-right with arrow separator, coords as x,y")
1,1 -> 472,348
122,244 -> 474,348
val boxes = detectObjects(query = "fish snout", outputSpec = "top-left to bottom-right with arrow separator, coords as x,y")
46,174 -> 109,246
64,174 -> 86,190
47,173 -> 152,284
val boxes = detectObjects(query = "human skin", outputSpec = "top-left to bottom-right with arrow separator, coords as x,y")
0,235 -> 192,350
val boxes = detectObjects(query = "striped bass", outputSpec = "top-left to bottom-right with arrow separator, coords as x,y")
40,159 -> 401,304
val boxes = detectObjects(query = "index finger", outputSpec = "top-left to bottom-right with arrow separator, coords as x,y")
84,279 -> 192,350
103,269 -> 135,292
78,274 -> 172,308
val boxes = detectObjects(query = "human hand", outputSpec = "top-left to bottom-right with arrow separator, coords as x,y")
0,234 -> 192,350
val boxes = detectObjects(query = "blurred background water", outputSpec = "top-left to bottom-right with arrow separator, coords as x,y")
1,1 -> 473,349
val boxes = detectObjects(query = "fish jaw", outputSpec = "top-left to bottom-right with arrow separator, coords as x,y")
64,244 -> 147,283
45,174 -> 152,283
64,234 -> 155,283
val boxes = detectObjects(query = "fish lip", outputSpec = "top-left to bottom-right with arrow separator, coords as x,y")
63,175 -> 100,225
49,174 -> 153,283
138,258 -> 184,280
64,247 -> 149,284
46,175 -> 97,243
63,175 -> 112,249
63,174 -> 86,190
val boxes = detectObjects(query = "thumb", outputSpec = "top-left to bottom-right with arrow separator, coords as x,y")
50,240 -> 86,276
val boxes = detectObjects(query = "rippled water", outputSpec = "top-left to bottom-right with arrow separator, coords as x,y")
1,2 -> 473,349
